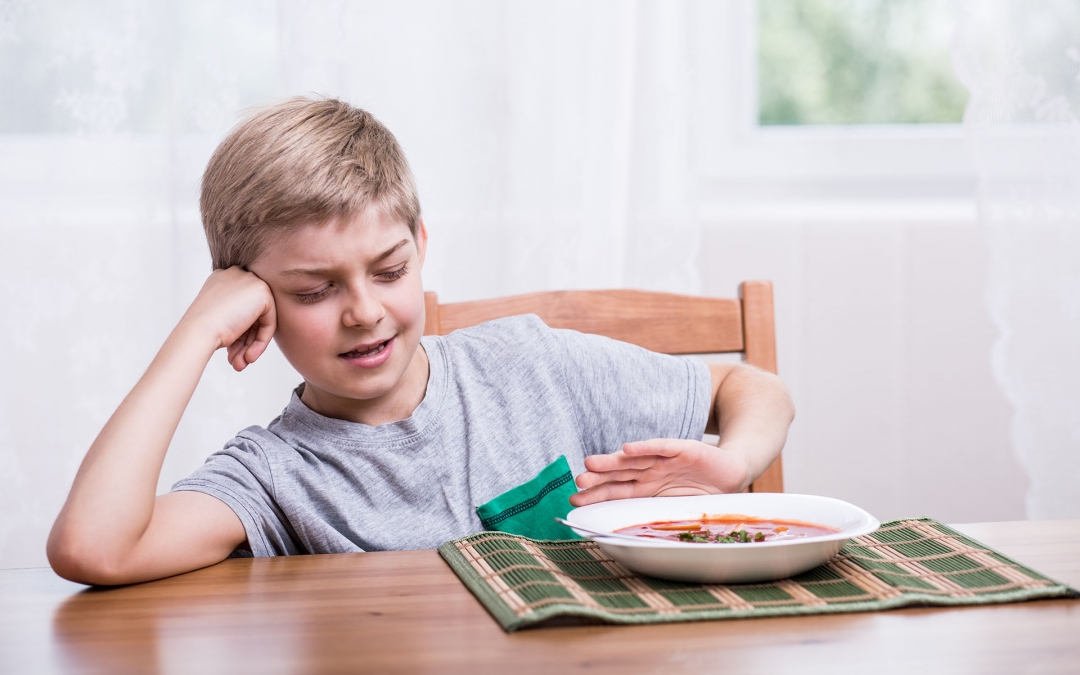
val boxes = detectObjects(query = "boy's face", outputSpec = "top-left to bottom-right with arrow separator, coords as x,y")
249,206 -> 429,425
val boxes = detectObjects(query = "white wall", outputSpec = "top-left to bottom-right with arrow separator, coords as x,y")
699,203 -> 1024,524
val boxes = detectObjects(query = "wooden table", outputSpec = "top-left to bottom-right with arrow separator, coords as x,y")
2,521 -> 1078,674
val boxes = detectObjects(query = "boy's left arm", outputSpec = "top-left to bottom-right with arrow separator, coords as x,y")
570,363 -> 794,506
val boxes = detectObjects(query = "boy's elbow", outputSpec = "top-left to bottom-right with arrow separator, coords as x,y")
757,366 -> 795,422
735,364 -> 795,414
780,381 -> 795,423
47,527 -> 131,586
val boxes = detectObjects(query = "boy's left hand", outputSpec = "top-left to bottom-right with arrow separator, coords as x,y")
569,439 -> 750,507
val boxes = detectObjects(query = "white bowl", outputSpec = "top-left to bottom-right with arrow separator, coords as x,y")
564,493 -> 879,583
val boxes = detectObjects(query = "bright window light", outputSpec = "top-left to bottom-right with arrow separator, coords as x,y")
757,0 -> 968,126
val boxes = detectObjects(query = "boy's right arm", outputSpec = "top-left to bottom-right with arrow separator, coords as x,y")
47,268 -> 277,586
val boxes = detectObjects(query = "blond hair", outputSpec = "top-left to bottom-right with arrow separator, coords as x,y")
200,96 -> 421,270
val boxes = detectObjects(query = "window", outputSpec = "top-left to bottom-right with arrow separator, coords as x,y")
693,1 -> 975,206
757,0 -> 966,126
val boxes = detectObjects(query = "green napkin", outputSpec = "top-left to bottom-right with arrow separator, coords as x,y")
476,455 -> 582,540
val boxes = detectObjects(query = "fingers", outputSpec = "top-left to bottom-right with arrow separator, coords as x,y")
240,319 -> 258,364
227,331 -> 251,372
570,481 -> 642,506
245,339 -> 269,364
226,332 -> 244,366
621,438 -> 697,458
225,298 -> 277,371
571,439 -> 731,507
227,325 -> 259,372
576,467 -> 659,490
578,441 -> 702,488
581,439 -> 700,474
189,266 -> 278,359
583,451 -> 656,473
244,303 -> 277,364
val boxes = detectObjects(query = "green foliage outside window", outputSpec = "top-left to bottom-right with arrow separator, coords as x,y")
758,0 -> 968,125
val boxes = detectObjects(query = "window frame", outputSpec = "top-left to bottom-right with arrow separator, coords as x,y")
692,0 -> 976,204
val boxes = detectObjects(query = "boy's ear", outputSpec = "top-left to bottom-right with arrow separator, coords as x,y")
415,218 -> 429,267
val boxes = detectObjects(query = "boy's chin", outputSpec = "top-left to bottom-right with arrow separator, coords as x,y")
299,369 -> 423,423
303,380 -> 396,406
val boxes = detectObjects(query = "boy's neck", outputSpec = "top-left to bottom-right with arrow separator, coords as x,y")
299,345 -> 430,427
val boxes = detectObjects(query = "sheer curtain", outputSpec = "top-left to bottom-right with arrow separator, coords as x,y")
0,0 -> 700,568
953,0 -> 1080,518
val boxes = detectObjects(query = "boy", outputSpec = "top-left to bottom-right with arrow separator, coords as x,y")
47,97 -> 794,585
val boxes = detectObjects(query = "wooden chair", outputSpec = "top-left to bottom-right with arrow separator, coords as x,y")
423,281 -> 783,493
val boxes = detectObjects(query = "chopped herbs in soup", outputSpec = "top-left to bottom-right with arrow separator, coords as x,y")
615,515 -> 839,544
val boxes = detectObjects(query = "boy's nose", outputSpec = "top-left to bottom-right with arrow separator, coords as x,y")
342,291 -> 385,329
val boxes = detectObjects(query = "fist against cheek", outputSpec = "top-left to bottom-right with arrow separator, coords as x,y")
185,267 -> 278,370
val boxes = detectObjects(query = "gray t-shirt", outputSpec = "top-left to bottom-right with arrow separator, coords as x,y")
173,314 -> 712,556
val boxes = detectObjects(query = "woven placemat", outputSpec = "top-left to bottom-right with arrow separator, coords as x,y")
437,518 -> 1079,632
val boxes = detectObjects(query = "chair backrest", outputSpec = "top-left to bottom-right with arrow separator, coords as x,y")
423,281 -> 783,493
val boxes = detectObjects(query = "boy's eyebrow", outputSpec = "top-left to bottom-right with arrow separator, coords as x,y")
370,239 -> 412,263
279,239 -> 412,277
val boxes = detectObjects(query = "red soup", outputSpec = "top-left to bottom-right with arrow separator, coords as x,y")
615,514 -> 839,544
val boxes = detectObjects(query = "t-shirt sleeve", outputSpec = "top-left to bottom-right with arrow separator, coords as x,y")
551,326 -> 713,456
171,428 -> 303,557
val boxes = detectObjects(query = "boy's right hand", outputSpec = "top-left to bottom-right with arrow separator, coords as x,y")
182,267 -> 277,372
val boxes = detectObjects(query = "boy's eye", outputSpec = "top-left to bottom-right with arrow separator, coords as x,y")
295,286 -> 333,303
377,263 -> 409,281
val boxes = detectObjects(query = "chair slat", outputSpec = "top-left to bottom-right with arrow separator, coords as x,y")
437,290 -> 744,355
739,281 -> 784,493
741,281 -> 778,374
424,284 -> 783,493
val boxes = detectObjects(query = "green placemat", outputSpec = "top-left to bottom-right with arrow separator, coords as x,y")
438,518 -> 1079,632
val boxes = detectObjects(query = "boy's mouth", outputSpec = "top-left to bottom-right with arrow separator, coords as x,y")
340,338 -> 393,359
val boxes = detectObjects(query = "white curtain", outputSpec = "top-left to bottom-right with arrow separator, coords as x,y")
0,0 -> 700,568
953,0 -> 1080,518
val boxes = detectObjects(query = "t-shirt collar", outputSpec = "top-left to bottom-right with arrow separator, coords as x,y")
282,340 -> 446,443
